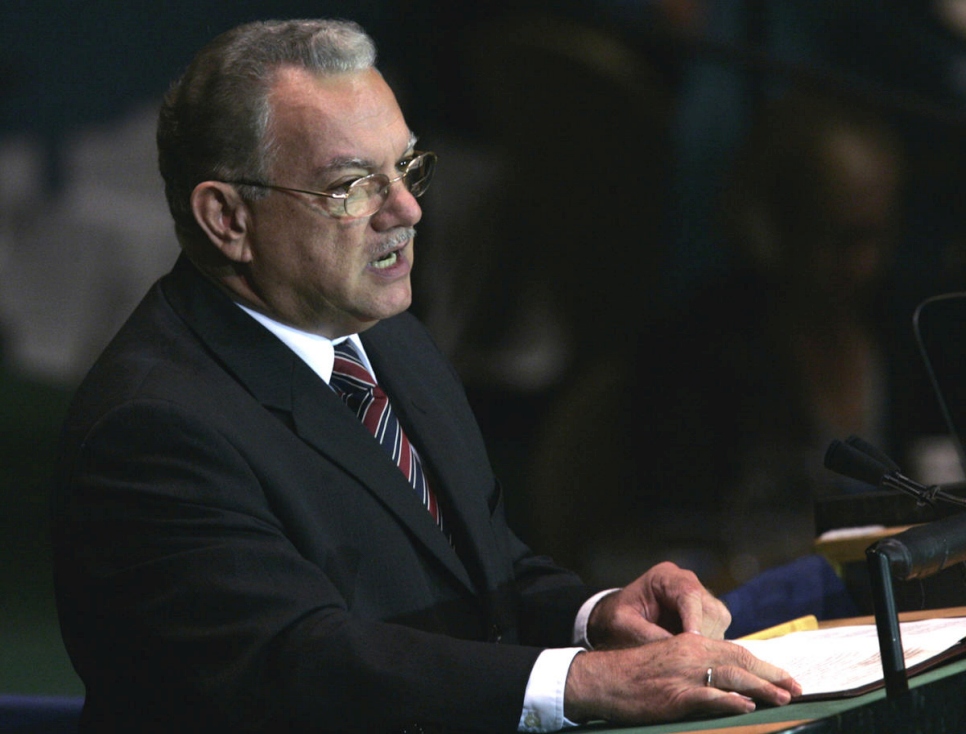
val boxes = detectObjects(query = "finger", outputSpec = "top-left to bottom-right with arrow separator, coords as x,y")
651,570 -> 729,638
706,640 -> 802,698
675,589 -> 721,637
737,649 -> 803,697
674,591 -> 702,632
709,664 -> 799,706
672,687 -> 758,718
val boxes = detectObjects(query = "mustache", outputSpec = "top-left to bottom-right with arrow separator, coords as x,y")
371,227 -> 416,258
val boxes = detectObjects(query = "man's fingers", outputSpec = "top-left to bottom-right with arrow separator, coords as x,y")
707,659 -> 801,705
590,563 -> 734,647
684,688 -> 758,717
564,636 -> 801,726
677,589 -> 731,639
739,648 -> 803,696
645,565 -> 731,639
673,589 -> 705,634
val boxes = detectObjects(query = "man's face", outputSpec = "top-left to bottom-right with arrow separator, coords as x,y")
239,67 -> 422,337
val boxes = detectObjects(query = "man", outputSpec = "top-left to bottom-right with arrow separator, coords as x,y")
52,19 -> 799,732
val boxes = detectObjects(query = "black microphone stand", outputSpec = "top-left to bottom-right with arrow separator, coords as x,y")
825,436 -> 966,699
866,545 -> 907,697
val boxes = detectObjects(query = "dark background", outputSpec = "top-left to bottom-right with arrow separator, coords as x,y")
3,0 -> 966,696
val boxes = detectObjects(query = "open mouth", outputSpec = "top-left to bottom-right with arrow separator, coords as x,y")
369,229 -> 414,270
370,250 -> 399,269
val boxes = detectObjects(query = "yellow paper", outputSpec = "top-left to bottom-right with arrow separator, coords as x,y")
738,614 -> 819,640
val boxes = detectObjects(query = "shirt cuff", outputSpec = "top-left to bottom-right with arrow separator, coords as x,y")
518,647 -> 584,732
573,588 -> 620,649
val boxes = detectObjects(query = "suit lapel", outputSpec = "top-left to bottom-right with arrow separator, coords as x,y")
362,323 -> 506,593
160,257 -> 475,593
287,362 -> 472,589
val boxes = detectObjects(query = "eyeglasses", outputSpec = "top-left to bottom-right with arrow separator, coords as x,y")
225,151 -> 437,219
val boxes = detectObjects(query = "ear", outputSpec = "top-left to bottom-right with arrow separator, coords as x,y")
190,182 -> 253,263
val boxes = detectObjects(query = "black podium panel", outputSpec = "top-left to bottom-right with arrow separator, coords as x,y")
794,664 -> 966,733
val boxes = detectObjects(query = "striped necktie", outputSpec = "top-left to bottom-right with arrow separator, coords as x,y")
329,340 -> 445,531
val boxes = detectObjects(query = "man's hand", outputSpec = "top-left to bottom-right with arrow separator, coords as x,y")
564,633 -> 802,725
587,562 -> 731,648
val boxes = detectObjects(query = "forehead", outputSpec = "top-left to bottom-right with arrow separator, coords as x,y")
267,67 -> 410,169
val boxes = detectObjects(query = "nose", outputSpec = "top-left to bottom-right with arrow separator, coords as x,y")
370,179 -> 422,231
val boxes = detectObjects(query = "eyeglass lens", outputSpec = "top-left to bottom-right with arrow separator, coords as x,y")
343,153 -> 436,217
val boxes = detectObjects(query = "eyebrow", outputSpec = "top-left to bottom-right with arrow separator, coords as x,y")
313,132 -> 420,177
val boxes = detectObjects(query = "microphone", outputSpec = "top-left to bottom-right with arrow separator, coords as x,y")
843,434 -> 900,473
824,438 -> 894,487
826,435 -> 966,699
823,436 -> 966,510
872,513 -> 966,580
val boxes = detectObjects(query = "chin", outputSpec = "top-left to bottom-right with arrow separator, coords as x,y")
382,282 -> 413,316
355,299 -> 411,329
382,296 -> 412,319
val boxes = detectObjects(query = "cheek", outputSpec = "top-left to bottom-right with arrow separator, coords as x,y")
252,201 -> 369,281
299,229 -> 368,289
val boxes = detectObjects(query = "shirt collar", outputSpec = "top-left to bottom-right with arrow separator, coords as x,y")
235,304 -> 373,384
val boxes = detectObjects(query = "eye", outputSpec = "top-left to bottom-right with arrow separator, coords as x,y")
325,177 -> 364,197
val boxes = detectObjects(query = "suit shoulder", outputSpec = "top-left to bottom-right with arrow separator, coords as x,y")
369,311 -> 439,348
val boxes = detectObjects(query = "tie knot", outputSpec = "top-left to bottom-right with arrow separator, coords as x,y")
331,340 -> 376,392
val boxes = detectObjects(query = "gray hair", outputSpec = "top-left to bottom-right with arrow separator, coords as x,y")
157,19 -> 377,248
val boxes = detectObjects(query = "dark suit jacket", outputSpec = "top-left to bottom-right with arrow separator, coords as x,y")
53,255 -> 590,733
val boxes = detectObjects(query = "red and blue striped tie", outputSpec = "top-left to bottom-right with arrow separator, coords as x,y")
330,340 -> 445,531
